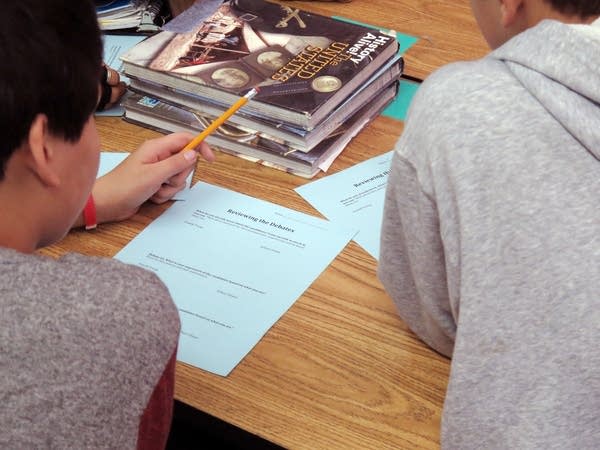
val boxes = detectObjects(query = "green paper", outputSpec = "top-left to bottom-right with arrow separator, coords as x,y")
382,79 -> 420,120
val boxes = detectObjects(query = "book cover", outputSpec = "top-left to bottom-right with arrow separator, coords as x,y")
127,52 -> 402,151
121,0 -> 399,128
123,84 -> 397,177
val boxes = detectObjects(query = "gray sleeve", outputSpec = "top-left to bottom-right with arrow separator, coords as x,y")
378,151 -> 456,357
0,250 -> 181,449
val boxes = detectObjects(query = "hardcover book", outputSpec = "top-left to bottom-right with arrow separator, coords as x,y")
120,0 -> 399,129
127,52 -> 402,151
123,84 -> 397,178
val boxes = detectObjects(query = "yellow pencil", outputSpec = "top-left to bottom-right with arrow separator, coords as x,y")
182,87 -> 259,151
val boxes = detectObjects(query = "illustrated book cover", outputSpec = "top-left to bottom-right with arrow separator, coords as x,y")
127,52 -> 402,151
120,0 -> 399,129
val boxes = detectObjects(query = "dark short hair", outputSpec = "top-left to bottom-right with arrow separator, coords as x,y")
545,0 -> 600,17
0,0 -> 103,179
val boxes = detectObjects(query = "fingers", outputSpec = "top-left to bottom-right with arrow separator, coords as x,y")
149,183 -> 186,204
108,81 -> 127,107
138,132 -> 216,163
104,65 -> 121,86
133,134 -> 217,204
192,141 -> 216,162
154,147 -> 198,182
130,137 -> 198,188
139,132 -> 196,161
114,133 -> 216,208
163,164 -> 194,189
97,64 -> 126,112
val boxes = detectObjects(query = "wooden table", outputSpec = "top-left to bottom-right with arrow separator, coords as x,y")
43,1 -> 489,448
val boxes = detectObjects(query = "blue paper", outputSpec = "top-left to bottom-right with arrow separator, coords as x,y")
98,151 -> 128,177
115,182 -> 355,376
295,151 -> 394,260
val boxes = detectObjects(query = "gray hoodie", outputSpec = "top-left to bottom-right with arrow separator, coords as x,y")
0,249 -> 180,448
378,19 -> 600,449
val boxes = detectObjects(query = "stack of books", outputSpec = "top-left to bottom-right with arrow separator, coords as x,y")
96,0 -> 166,32
120,0 -> 403,178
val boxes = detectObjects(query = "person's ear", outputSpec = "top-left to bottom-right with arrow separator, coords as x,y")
26,114 -> 61,188
499,0 -> 525,28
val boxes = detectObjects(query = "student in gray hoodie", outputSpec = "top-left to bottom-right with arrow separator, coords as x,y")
378,0 -> 600,448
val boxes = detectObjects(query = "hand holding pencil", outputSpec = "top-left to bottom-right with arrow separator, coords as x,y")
89,133 -> 214,227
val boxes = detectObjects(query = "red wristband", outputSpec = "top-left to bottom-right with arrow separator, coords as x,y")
83,194 -> 97,230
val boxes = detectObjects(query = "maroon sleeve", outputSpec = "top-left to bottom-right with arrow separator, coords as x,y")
136,348 -> 177,450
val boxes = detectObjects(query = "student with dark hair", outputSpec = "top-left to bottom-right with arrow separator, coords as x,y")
0,0 -> 214,448
378,0 -> 599,447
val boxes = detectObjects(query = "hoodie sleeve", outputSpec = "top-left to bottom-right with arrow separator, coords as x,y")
378,150 -> 456,357
377,59 -> 481,359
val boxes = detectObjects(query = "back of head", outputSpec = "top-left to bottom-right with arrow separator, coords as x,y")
545,0 -> 600,17
0,0 -> 102,179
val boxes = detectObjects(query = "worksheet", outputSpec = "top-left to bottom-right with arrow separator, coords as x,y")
295,151 -> 393,260
115,182 -> 355,376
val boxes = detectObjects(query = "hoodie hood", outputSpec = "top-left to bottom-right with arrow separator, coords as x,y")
491,19 -> 600,161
